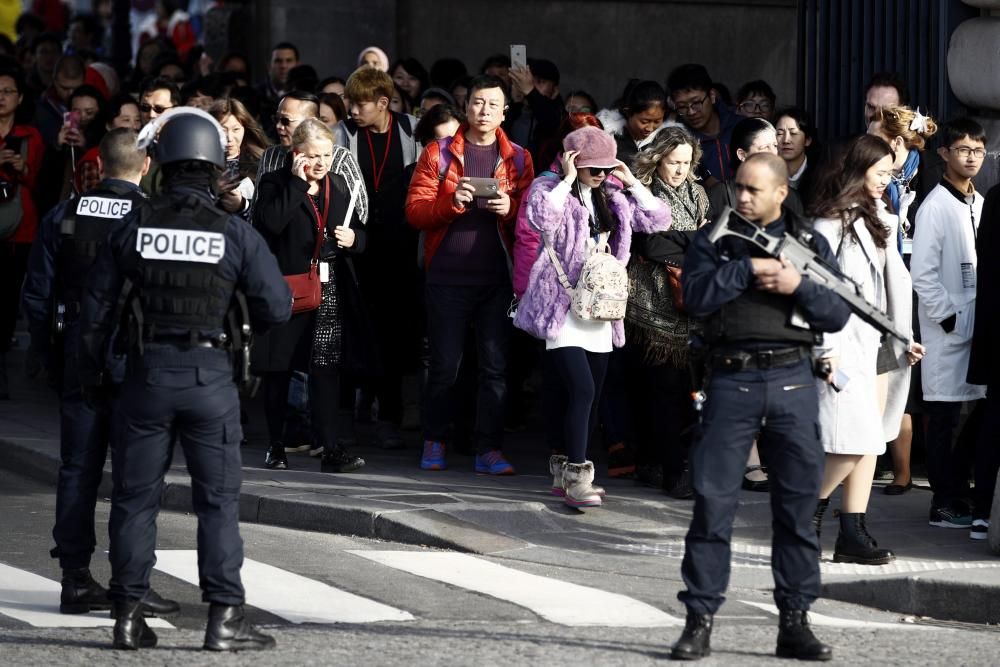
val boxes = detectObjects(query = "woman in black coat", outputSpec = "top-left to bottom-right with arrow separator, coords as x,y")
252,118 -> 371,473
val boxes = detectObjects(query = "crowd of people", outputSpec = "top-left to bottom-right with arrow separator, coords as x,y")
1,5 -> 999,650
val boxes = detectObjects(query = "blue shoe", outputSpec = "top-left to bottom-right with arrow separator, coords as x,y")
420,441 -> 447,470
474,450 -> 515,475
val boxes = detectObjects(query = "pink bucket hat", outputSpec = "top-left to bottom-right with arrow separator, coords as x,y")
357,46 -> 390,72
563,126 -> 618,169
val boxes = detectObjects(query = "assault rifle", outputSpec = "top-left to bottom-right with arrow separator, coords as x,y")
708,207 -> 911,344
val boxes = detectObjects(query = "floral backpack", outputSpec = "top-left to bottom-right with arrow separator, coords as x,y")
543,232 -> 629,321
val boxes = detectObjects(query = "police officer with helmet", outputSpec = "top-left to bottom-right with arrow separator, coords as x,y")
22,128 -> 179,619
670,153 -> 850,661
78,108 -> 292,651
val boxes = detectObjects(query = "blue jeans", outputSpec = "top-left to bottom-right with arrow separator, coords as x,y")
423,283 -> 511,454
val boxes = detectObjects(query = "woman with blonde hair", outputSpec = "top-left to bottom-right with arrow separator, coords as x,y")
253,118 -> 371,474
625,126 -> 709,497
209,97 -> 270,217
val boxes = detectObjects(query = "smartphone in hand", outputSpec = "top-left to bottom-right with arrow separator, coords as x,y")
63,111 -> 81,131
510,44 -> 527,70
466,177 -> 501,199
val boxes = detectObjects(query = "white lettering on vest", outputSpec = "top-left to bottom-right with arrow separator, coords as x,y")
136,228 -> 226,264
76,196 -> 133,219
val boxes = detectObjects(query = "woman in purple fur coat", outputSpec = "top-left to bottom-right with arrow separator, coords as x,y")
514,126 -> 671,508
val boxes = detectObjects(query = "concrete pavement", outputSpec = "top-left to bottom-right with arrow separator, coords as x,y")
1,342 -> 999,625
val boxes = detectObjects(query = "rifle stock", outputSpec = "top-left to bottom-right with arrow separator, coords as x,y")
709,207 -> 911,344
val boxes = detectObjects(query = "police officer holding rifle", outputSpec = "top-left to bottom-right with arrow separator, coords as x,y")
78,109 -> 291,651
670,153 -> 850,662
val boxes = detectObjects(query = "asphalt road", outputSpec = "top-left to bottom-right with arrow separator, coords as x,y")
1,468 -> 998,667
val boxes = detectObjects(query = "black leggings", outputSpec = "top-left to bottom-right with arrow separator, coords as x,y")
263,367 -> 341,449
547,347 -> 610,464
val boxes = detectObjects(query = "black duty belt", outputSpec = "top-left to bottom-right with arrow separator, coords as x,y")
147,334 -> 225,349
710,346 -> 806,371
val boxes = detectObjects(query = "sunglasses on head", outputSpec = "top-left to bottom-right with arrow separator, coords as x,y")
139,103 -> 173,114
587,165 -> 615,176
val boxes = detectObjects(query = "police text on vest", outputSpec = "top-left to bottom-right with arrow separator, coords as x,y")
76,196 -> 133,219
137,228 -> 226,264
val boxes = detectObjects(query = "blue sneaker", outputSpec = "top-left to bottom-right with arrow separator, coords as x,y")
475,450 -> 515,475
420,441 -> 447,470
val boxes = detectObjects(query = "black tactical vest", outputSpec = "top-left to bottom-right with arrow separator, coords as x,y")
702,217 -> 821,347
57,183 -> 147,306
133,195 -> 235,341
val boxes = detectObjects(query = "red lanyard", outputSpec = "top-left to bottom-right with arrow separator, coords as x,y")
307,177 -> 330,259
364,120 -> 393,192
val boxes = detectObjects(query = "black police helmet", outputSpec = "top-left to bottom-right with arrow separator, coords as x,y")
150,108 -> 226,168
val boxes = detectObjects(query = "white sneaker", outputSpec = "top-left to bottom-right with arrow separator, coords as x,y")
970,519 -> 990,540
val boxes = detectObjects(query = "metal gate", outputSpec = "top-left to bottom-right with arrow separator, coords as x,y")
797,0 -> 979,140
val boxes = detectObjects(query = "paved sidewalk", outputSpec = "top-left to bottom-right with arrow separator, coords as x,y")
1,341 -> 999,625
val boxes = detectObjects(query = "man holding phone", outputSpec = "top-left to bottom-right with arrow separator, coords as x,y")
406,74 -> 534,474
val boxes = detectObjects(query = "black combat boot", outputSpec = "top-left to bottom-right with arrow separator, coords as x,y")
833,512 -> 895,565
670,611 -> 713,660
112,599 -> 157,650
203,603 -> 276,651
776,609 -> 832,661
320,447 -> 365,473
139,588 -> 181,617
59,567 -> 110,614
813,498 -> 830,557
264,442 -> 288,470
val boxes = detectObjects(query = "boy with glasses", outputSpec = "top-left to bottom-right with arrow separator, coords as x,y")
667,63 -> 741,189
911,117 -> 989,530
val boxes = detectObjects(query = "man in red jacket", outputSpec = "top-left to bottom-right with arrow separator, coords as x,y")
405,74 -> 534,474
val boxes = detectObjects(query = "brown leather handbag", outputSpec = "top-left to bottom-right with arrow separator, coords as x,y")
284,179 -> 328,314
664,262 -> 685,314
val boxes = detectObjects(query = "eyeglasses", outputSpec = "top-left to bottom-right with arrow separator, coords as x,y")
738,100 -> 773,113
139,103 -> 173,114
674,94 -> 709,115
0,89 -> 18,97
587,166 -> 615,176
273,114 -> 305,127
948,146 -> 987,159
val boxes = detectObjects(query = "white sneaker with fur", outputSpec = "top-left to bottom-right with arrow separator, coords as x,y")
549,455 -> 568,496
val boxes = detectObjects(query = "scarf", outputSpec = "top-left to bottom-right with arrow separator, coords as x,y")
887,149 -> 920,253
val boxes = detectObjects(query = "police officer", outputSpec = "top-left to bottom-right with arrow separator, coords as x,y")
671,153 -> 850,661
78,109 -> 292,651
22,128 -> 179,619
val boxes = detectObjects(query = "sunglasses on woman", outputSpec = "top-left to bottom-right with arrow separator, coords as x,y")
587,166 -> 615,176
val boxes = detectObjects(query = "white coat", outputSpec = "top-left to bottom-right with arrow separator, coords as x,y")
911,183 -> 986,402
814,207 -> 910,454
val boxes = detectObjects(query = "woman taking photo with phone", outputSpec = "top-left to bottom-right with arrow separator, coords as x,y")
810,135 -> 925,564
252,118 -> 370,474
514,126 -> 671,508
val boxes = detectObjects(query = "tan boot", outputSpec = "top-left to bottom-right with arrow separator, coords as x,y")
561,461 -> 603,508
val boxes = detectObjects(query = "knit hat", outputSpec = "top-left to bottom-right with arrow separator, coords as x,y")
563,126 -> 618,169
357,46 -> 390,72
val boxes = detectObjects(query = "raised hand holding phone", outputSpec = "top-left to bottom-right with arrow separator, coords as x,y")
291,151 -> 308,180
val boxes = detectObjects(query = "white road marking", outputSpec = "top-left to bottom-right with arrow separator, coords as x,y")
153,550 -> 413,624
350,550 -> 682,627
0,562 -> 172,629
737,600 -> 929,630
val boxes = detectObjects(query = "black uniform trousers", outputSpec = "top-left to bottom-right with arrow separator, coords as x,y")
51,321 -> 113,570
679,358 -> 824,615
109,360 -> 245,605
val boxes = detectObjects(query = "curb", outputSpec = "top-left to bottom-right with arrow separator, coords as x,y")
0,438 -> 529,556
822,577 -> 1000,625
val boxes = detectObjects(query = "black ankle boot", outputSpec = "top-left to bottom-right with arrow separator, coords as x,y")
813,498 -> 830,557
203,603 -> 276,651
776,609 -> 832,661
320,447 -> 365,473
264,442 -> 288,470
833,512 -> 895,565
670,611 -> 713,660
112,600 -> 157,650
59,567 -> 110,614
139,588 -> 181,617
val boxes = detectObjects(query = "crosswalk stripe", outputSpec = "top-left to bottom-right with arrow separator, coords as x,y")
153,550 -> 414,624
0,562 -> 173,629
737,600 -> 927,630
350,551 -> 683,627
